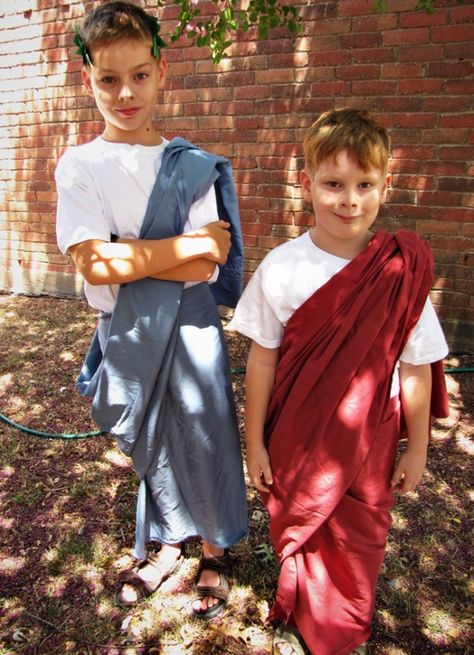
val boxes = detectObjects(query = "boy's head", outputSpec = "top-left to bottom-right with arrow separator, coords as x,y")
77,2 -> 168,145
303,108 -> 390,176
301,108 -> 391,258
75,1 -> 166,67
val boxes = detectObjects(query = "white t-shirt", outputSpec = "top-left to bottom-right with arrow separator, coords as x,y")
55,137 -> 219,312
229,231 -> 449,397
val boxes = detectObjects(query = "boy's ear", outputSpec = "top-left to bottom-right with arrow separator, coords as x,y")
156,57 -> 167,90
380,173 -> 391,204
82,68 -> 94,97
300,169 -> 313,203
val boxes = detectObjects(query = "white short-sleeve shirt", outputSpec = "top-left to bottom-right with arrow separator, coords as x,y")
55,137 -> 218,312
229,231 -> 449,397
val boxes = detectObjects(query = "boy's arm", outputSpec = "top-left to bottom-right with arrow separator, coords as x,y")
117,241 -> 217,282
68,221 -> 230,286
245,340 -> 280,493
150,258 -> 217,282
391,362 -> 432,494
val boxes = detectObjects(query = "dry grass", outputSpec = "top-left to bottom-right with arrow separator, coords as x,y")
0,293 -> 472,655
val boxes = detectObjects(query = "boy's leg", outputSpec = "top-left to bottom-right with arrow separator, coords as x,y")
192,540 -> 232,617
192,541 -> 223,612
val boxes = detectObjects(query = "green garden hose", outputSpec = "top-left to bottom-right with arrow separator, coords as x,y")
0,412 -> 106,440
1,366 -> 471,440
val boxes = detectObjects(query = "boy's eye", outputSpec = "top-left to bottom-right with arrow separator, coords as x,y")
101,76 -> 116,84
359,182 -> 372,189
326,181 -> 341,188
135,72 -> 148,80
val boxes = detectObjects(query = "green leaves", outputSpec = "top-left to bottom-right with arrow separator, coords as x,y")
159,0 -> 302,64
255,542 -> 277,564
158,0 -> 463,63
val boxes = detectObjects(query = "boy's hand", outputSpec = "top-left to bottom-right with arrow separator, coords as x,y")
246,443 -> 273,493
391,447 -> 427,494
197,220 -> 231,265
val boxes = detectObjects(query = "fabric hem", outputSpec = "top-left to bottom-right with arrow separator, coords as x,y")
133,529 -> 248,560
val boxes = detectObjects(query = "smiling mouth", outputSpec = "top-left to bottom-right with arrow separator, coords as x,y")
116,107 -> 140,117
335,213 -> 360,221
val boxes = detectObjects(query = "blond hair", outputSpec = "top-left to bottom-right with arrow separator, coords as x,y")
303,108 -> 390,175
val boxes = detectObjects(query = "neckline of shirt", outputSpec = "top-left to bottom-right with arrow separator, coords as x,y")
304,230 -> 351,264
97,136 -> 169,151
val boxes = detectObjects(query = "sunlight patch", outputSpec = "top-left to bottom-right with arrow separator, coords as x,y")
104,448 -> 130,468
43,546 -> 58,564
0,555 -> 25,575
96,598 -> 115,616
44,574 -> 68,598
59,350 -> 75,362
5,395 -> 26,411
377,608 -> 398,631
420,603 -> 468,647
103,480 -> 120,501
336,371 -> 375,428
92,533 -> 116,567
419,553 -> 438,574
0,516 -> 15,529
455,431 -> 474,456
0,372 -> 13,387
114,553 -> 134,570
391,512 -> 408,530
0,465 -> 15,479
83,566 -> 105,594
1,596 -> 25,624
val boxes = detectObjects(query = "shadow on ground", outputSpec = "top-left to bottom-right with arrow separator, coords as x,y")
0,295 -> 472,654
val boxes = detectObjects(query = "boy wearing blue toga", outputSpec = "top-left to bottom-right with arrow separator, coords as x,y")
55,0 -> 247,617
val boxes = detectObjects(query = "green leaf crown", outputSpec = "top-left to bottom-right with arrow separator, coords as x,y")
73,18 -> 167,66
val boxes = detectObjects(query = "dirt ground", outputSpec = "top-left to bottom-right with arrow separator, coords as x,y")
0,294 -> 472,655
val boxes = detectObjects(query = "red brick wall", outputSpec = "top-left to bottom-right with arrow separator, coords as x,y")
0,0 -> 473,350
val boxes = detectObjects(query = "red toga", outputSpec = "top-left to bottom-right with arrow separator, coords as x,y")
263,231 -> 448,655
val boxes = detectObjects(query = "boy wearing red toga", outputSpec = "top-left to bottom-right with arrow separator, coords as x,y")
229,108 -> 449,655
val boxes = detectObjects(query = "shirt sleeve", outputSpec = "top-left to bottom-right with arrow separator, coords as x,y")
228,263 -> 284,348
55,150 -> 110,254
399,297 -> 449,364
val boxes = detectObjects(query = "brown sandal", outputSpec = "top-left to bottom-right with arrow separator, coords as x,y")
273,623 -> 309,655
115,545 -> 184,607
192,552 -> 232,619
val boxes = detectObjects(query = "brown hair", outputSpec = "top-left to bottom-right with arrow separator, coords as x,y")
303,108 -> 390,175
77,1 -> 165,65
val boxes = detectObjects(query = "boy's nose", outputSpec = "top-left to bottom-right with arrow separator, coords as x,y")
119,84 -> 134,100
340,189 -> 357,207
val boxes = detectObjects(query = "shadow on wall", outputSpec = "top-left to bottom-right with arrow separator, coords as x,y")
1,263 -> 84,298
1,1 -> 98,300
2,0 -> 472,358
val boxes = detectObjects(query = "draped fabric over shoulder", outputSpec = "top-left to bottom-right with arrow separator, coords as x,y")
78,138 -> 248,559
264,231 -> 448,655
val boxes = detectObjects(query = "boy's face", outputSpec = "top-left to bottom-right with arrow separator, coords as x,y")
301,149 -> 390,258
82,38 -> 167,145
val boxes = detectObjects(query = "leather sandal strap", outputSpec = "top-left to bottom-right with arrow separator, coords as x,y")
196,554 -> 232,579
122,569 -> 155,597
195,580 -> 229,602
